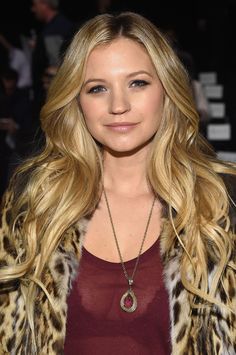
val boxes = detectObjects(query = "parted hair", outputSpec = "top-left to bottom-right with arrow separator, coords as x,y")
1,11 -> 236,351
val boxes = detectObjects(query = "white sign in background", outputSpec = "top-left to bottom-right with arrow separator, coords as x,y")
199,72 -> 217,85
204,85 -> 223,99
209,103 -> 226,118
207,123 -> 231,141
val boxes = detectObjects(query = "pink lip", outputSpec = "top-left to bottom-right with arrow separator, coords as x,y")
105,122 -> 138,132
105,122 -> 138,127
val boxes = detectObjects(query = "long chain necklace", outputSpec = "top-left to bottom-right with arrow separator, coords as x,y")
103,189 -> 156,313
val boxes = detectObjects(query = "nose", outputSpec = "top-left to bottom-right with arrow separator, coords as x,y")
108,89 -> 131,115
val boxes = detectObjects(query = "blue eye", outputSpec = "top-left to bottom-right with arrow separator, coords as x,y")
130,80 -> 149,87
88,85 -> 106,94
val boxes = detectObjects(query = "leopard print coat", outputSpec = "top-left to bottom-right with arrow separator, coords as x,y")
0,189 -> 236,354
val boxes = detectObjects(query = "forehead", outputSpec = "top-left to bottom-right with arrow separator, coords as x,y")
85,38 -> 155,74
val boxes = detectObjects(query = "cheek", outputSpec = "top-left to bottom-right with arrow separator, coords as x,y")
149,90 -> 164,114
81,108 -> 93,126
80,97 -> 104,123
79,100 -> 102,140
79,100 -> 94,127
141,92 -> 164,127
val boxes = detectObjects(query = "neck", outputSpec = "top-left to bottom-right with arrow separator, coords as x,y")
103,147 -> 152,197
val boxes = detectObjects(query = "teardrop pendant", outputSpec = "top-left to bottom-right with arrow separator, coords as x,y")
120,288 -> 137,313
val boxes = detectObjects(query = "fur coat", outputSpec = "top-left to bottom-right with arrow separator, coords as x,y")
0,189 -> 236,354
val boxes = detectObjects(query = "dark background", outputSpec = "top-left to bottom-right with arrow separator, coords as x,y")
1,0 -> 235,74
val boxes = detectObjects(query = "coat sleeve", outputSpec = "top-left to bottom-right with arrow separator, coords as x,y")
215,234 -> 236,353
0,188 -> 26,354
190,233 -> 236,354
0,188 -> 18,266
162,222 -> 236,354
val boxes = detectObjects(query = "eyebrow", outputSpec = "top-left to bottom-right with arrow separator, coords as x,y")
83,70 -> 153,86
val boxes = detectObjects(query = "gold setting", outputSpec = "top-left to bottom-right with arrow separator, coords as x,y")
120,289 -> 137,313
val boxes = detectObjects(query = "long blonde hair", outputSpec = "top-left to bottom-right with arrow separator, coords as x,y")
1,11 -> 236,350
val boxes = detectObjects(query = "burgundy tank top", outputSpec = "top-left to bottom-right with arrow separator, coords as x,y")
64,238 -> 171,354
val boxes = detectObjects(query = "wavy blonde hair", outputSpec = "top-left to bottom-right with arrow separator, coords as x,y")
1,11 -> 236,351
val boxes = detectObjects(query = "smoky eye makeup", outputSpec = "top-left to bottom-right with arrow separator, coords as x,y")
87,85 -> 107,94
86,80 -> 150,93
130,79 -> 150,87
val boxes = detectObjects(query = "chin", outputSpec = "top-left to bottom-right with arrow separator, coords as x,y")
104,141 -> 153,157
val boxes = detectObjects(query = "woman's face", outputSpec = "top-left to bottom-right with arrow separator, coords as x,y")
79,37 -> 164,155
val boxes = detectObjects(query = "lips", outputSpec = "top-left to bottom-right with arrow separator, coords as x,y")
105,122 -> 138,127
104,122 -> 139,132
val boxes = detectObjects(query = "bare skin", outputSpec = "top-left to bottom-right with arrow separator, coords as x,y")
83,197 -> 163,264
83,154 -> 163,263
81,38 -> 164,262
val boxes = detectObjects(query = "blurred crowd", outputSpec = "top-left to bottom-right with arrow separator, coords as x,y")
0,0 -> 76,198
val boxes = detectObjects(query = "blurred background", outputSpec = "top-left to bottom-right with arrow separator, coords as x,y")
0,0 -> 236,198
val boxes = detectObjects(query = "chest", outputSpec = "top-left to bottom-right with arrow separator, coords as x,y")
83,196 -> 162,262
64,238 -> 171,354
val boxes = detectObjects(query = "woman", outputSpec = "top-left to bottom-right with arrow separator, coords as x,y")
0,11 -> 236,355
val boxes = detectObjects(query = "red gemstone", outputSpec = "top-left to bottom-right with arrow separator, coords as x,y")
124,294 -> 133,308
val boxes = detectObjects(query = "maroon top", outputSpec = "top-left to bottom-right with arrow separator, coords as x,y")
64,238 -> 171,354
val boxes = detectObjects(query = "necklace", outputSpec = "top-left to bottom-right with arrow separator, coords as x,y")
103,189 -> 156,313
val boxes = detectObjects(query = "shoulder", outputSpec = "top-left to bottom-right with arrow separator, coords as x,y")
221,172 -> 236,199
0,187 -> 19,268
0,188 -> 14,234
221,172 -> 236,227
0,171 -> 31,263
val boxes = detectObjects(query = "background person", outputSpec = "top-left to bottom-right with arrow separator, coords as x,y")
0,67 -> 32,199
30,0 -> 74,97
0,32 -> 32,91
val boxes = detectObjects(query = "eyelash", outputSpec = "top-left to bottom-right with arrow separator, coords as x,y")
88,85 -> 105,94
87,80 -> 150,94
130,80 -> 149,87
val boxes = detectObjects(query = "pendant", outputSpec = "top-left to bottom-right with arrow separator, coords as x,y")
120,288 -> 137,313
